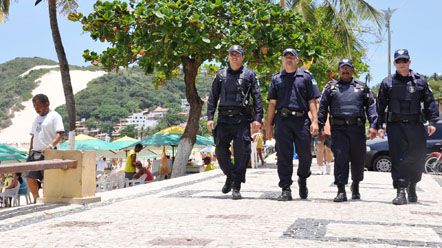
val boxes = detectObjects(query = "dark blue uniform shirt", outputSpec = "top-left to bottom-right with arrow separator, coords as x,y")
268,68 -> 321,110
377,70 -> 440,127
207,66 -> 263,124
318,78 -> 378,129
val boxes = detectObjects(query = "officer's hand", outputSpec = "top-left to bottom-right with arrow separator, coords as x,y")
310,122 -> 319,136
265,127 -> 273,141
207,121 -> 214,133
377,129 -> 385,139
252,121 -> 261,132
318,131 -> 325,141
427,125 -> 436,136
368,128 -> 377,140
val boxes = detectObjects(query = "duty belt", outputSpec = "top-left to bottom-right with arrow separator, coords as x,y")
330,117 -> 364,126
386,112 -> 422,123
218,107 -> 247,117
276,108 -> 305,117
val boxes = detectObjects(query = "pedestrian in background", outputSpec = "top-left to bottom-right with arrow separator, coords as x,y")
26,94 -> 64,203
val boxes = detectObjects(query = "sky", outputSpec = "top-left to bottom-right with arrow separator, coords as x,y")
0,0 -> 441,87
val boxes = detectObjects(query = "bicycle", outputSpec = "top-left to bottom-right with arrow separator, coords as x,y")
424,148 -> 442,175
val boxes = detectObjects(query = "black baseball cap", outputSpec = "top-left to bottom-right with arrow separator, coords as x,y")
283,48 -> 298,57
338,58 -> 354,68
394,49 -> 410,61
228,45 -> 244,56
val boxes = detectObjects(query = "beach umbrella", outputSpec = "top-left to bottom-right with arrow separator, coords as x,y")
199,146 -> 215,153
111,136 -> 139,150
157,126 -> 185,135
0,144 -> 28,161
139,133 -> 214,147
136,133 -> 214,158
60,134 -> 114,151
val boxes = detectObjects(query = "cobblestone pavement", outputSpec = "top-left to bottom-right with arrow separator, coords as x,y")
1,163 -> 442,248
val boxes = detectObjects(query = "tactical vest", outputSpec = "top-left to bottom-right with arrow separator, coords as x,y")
386,74 -> 422,115
218,68 -> 251,107
329,80 -> 367,118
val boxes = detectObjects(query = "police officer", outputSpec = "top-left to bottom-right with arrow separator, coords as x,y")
319,59 -> 378,202
377,49 -> 440,205
207,45 -> 263,200
265,48 -> 320,201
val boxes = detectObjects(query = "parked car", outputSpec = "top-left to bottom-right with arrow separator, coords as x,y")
365,120 -> 442,172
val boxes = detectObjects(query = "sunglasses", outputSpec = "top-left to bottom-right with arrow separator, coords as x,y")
395,58 -> 409,64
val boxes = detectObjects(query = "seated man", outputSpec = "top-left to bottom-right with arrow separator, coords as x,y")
203,157 -> 216,172
133,161 -> 154,182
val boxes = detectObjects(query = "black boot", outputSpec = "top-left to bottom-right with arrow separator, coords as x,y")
298,178 -> 308,199
334,184 -> 347,202
351,181 -> 361,200
407,183 -> 418,203
222,177 -> 233,194
232,181 -> 242,200
277,187 -> 292,201
392,188 -> 407,205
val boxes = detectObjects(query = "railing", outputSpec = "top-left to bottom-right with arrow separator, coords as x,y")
0,160 -> 77,174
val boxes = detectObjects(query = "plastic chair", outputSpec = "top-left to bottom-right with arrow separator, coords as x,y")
0,185 -> 20,207
18,179 -> 32,205
125,174 -> 147,187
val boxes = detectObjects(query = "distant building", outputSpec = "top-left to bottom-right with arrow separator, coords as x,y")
180,99 -> 190,111
75,118 -> 100,137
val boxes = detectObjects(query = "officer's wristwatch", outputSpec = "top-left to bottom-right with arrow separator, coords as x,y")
48,144 -> 54,149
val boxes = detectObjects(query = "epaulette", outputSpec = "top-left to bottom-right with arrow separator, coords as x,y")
303,69 -> 313,76
327,80 -> 338,90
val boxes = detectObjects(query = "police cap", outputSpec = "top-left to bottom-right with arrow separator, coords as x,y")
283,48 -> 298,57
394,49 -> 410,62
228,45 -> 244,56
338,58 -> 354,68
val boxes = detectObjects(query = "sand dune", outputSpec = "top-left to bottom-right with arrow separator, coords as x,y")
0,67 -> 106,146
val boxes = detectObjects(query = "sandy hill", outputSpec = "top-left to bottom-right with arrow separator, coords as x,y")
0,66 -> 106,146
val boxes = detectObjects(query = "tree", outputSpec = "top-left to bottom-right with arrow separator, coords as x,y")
79,0 -> 326,177
0,0 -> 9,23
1,0 -> 79,148
282,0 -> 384,56
119,125 -> 137,138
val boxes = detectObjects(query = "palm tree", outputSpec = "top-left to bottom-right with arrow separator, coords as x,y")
0,0 -> 10,23
281,0 -> 384,56
1,0 -> 78,148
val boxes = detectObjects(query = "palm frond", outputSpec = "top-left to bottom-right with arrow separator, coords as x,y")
57,0 -> 79,15
0,0 -> 11,23
340,0 -> 384,33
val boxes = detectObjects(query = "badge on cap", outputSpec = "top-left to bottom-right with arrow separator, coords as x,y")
342,59 -> 349,63
398,49 -> 405,55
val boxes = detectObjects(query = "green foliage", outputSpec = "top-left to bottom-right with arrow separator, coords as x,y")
119,124 -> 137,138
79,0 -> 323,81
55,67 -> 213,132
0,57 -> 58,128
429,79 -> 442,99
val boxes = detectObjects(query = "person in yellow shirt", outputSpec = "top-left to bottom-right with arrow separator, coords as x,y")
203,156 -> 216,172
125,143 -> 143,179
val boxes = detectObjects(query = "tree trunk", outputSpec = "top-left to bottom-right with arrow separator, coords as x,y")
171,57 -> 203,177
48,0 -> 76,148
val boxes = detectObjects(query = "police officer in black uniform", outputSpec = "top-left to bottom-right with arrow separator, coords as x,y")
377,49 -> 440,205
207,45 -> 263,200
319,59 -> 378,202
266,48 -> 321,201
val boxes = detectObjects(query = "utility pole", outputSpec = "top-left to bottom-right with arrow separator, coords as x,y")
382,8 -> 397,75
